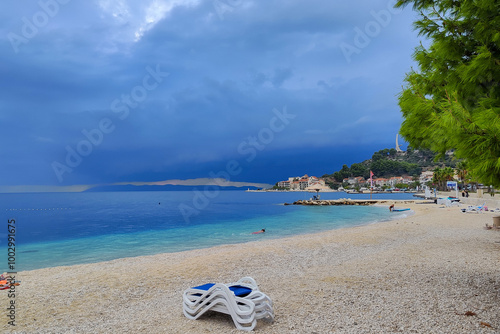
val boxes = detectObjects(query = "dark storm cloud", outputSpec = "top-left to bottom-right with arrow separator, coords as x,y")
0,0 -> 419,190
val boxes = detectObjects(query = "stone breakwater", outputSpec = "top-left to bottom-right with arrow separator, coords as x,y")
287,199 -> 420,206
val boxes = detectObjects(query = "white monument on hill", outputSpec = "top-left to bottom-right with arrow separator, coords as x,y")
396,134 -> 404,152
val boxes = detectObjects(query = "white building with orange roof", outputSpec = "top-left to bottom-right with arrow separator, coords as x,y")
389,176 -> 404,187
346,176 -> 366,185
420,171 -> 434,184
277,180 -> 290,189
401,176 -> 414,184
280,174 -> 326,190
374,178 -> 389,186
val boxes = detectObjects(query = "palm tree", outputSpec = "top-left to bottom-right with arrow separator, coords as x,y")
455,161 -> 469,184
443,166 -> 456,191
433,167 -> 454,191
411,180 -> 421,190
433,167 -> 444,190
443,167 -> 455,182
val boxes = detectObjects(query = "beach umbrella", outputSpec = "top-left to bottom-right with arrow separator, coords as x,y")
305,184 -> 329,199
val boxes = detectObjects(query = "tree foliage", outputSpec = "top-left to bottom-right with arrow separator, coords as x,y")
405,147 -> 456,167
371,159 -> 421,177
350,163 -> 370,179
326,148 -> 423,180
455,160 -> 471,183
372,148 -> 397,161
432,166 -> 455,190
367,148 -> 422,177
332,164 -> 351,182
396,0 -> 500,187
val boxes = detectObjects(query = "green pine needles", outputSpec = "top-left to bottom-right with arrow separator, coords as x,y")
396,0 -> 500,187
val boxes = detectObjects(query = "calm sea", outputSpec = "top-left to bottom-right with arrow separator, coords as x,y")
0,190 -> 415,271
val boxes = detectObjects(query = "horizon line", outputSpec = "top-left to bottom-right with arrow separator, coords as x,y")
0,178 -> 273,194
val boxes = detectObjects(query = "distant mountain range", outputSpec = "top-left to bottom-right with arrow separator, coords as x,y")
84,184 -> 262,192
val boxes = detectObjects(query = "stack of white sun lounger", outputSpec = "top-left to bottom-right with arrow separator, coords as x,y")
183,277 -> 274,331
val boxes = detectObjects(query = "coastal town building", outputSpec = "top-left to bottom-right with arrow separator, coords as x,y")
402,176 -> 413,184
291,178 -> 309,190
388,176 -> 404,187
277,180 -> 290,188
373,178 -> 389,186
344,175 -> 414,188
419,171 -> 434,184
277,170 -> 442,191
386,176 -> 412,187
343,176 -> 366,185
277,175 -> 326,190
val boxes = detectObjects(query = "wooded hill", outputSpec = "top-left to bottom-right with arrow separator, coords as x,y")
323,148 -> 457,183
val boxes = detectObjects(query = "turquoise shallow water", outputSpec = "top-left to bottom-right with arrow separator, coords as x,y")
0,191 -> 415,271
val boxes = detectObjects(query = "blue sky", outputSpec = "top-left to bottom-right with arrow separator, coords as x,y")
0,0 -> 420,192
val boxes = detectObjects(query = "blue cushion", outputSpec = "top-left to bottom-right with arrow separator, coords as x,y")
194,283 -> 215,291
192,283 -> 252,297
228,285 -> 252,297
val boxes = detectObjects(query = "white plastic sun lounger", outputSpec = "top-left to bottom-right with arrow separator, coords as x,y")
183,277 -> 273,331
227,277 -> 274,322
464,203 -> 486,213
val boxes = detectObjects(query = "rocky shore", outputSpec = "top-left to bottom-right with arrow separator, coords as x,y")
288,199 -> 422,206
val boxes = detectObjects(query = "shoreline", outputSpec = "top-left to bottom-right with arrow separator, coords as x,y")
10,200 -> 414,272
2,203 -> 500,333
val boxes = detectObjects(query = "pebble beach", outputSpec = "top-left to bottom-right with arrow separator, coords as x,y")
2,202 -> 500,333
